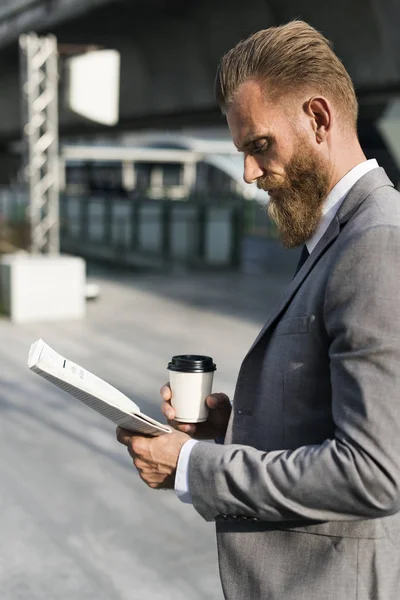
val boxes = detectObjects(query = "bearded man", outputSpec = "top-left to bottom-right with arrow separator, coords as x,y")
117,21 -> 400,600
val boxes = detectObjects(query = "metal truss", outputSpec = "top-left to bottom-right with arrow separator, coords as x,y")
19,32 -> 59,254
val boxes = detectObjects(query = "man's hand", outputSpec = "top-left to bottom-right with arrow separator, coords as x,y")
116,428 -> 190,489
160,383 -> 232,440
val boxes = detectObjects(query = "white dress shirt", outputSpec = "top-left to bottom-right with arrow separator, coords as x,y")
305,159 -> 379,253
175,158 -> 379,504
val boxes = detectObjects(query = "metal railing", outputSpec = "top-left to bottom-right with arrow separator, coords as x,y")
60,193 -> 244,269
0,186 -> 277,270
0,186 -> 30,253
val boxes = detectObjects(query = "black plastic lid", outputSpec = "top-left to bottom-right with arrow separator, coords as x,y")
167,355 -> 216,373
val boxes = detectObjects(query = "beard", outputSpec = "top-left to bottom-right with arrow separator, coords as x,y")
258,140 -> 331,248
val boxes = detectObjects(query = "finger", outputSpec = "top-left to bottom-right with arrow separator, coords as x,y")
160,383 -> 172,401
137,470 -> 162,488
133,457 -> 148,470
116,426 -> 134,446
206,393 -> 230,409
161,401 -> 175,420
167,418 -> 196,435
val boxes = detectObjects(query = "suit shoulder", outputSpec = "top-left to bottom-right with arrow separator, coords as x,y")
347,185 -> 400,233
365,185 -> 400,224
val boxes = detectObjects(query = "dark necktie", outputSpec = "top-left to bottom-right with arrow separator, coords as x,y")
293,244 -> 310,278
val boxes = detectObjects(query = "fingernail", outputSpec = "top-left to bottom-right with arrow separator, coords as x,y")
166,410 -> 173,419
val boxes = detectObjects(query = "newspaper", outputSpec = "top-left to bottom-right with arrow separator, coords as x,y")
28,339 -> 171,436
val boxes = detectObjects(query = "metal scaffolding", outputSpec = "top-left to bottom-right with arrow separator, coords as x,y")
19,32 -> 59,254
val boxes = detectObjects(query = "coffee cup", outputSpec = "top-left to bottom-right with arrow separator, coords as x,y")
167,355 -> 216,423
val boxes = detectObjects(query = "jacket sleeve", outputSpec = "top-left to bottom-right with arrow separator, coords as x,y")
188,224 -> 400,522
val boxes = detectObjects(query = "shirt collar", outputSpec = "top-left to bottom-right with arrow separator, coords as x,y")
306,159 -> 379,254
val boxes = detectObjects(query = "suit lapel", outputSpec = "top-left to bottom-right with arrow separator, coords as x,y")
246,217 -> 340,354
246,168 -> 393,355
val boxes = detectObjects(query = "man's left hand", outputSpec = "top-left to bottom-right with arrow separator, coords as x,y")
116,428 -> 191,490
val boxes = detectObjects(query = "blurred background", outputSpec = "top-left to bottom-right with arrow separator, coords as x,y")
0,1 -> 400,598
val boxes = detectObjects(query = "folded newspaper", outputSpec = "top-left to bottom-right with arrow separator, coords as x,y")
28,339 -> 172,436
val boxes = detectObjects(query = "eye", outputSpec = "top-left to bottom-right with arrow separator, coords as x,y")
252,140 -> 269,155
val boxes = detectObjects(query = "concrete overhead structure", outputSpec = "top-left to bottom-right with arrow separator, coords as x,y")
0,0 -> 398,176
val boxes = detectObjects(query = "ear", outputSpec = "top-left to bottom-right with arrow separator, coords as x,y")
303,97 -> 332,143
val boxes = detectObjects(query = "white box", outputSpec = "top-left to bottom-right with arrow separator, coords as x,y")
0,254 -> 86,323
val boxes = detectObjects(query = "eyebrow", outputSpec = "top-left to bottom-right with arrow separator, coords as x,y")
235,134 -> 272,152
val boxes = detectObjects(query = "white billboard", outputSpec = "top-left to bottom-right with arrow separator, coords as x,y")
65,49 -> 120,126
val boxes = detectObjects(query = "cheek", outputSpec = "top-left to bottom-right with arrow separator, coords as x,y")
265,158 -> 287,179
274,128 -> 303,164
265,144 -> 292,176
271,141 -> 302,179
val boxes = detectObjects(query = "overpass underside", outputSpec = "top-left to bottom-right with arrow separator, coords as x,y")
0,0 -> 399,179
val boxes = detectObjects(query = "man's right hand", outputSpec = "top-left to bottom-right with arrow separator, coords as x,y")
160,383 -> 231,440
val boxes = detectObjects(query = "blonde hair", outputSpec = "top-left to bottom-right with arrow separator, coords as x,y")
215,21 -> 358,130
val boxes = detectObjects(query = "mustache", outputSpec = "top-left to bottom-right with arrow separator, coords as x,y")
256,175 -> 283,191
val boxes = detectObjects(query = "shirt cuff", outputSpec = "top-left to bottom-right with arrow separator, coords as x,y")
175,438 -> 198,504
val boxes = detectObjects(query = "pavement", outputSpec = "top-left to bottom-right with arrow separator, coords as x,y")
0,264 -> 292,600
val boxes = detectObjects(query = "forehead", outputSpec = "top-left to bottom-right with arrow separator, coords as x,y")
226,79 -> 293,148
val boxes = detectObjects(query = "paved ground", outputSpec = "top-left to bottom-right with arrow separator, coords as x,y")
0,265 -> 292,600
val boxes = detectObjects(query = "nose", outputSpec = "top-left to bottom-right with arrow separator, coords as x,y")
243,154 -> 264,184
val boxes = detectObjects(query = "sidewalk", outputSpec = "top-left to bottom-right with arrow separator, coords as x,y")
0,266 -> 291,600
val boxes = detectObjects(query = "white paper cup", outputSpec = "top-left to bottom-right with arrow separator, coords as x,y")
168,355 -> 216,423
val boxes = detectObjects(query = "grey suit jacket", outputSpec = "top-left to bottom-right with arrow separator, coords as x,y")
189,168 -> 400,600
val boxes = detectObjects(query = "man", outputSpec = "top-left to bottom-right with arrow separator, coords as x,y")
117,21 -> 400,599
